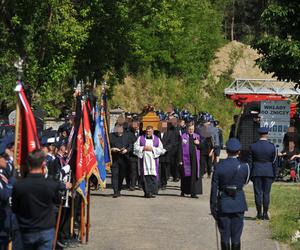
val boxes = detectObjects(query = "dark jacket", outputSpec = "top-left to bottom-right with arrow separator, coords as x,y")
12,173 -> 65,233
210,158 -> 249,214
127,130 -> 140,162
157,131 -> 174,163
0,175 -> 16,237
248,139 -> 276,177
169,126 -> 181,156
109,132 -> 132,162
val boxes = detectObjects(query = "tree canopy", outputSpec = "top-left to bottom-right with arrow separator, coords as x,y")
253,0 -> 300,85
0,0 -> 228,116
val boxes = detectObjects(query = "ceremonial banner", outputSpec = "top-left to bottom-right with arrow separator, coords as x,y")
93,104 -> 106,190
75,118 -> 87,202
82,103 -> 99,180
14,82 -> 40,173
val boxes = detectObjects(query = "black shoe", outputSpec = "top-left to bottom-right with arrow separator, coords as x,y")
256,206 -> 263,219
180,192 -> 185,197
150,194 -> 156,198
263,212 -> 270,220
113,193 -> 118,198
129,187 -> 135,191
256,212 -> 263,219
221,242 -> 230,250
144,193 -> 151,198
191,194 -> 199,199
231,242 -> 241,250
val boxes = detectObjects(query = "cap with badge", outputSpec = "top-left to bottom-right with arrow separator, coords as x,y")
258,127 -> 269,134
226,138 -> 242,152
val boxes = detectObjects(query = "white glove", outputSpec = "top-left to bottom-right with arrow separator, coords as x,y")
62,164 -> 70,174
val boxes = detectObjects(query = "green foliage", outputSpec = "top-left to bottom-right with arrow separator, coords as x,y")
0,0 -> 91,116
76,0 -> 225,82
111,68 -> 238,139
223,0 -> 269,43
254,0 -> 300,84
269,184 -> 300,248
0,0 -> 227,117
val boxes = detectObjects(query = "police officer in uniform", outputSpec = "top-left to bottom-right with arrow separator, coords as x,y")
210,138 -> 250,250
0,141 -> 18,249
248,127 -> 276,220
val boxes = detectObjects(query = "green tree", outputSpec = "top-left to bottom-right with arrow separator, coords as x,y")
0,0 -> 91,116
253,0 -> 300,85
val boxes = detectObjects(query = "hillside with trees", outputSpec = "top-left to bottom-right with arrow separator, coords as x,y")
0,0 -> 284,121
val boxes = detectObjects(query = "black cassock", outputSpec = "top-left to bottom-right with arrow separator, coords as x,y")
179,134 -> 203,195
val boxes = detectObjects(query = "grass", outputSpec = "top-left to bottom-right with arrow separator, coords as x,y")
245,183 -> 300,249
270,184 -> 300,250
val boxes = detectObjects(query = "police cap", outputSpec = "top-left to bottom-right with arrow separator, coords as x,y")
226,138 -> 242,152
258,127 -> 269,134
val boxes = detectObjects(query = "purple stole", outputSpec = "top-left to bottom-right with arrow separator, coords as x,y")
140,135 -> 160,180
181,133 -> 200,178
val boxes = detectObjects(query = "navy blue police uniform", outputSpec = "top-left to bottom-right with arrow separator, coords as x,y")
210,138 -> 249,250
248,127 -> 276,220
0,141 -> 18,249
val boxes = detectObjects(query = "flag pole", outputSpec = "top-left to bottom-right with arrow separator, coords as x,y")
53,200 -> 63,250
70,188 -> 75,238
80,199 -> 85,243
86,178 -> 91,243
13,91 -> 21,175
13,58 -> 24,176
69,84 -> 78,238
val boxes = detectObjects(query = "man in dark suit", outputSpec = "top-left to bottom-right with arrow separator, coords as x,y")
210,138 -> 250,250
248,127 -> 276,220
109,125 -> 132,197
157,121 -> 174,189
168,118 -> 181,182
127,121 -> 141,190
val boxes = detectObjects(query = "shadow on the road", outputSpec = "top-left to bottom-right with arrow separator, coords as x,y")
244,216 -> 257,221
118,194 -> 145,198
164,186 -> 181,191
157,193 -> 182,197
91,193 -> 112,197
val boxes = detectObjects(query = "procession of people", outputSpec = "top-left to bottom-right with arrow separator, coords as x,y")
0,86 -> 289,250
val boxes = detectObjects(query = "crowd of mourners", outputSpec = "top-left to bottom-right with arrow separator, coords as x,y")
2,105 -> 299,250
109,109 -> 223,199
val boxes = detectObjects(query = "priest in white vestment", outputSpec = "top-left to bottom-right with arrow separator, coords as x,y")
134,126 -> 166,198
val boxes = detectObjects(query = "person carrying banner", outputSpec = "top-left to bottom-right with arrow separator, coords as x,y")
12,149 -> 72,250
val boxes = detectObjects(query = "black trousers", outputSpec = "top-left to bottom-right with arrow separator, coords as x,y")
141,175 -> 158,195
170,153 -> 179,180
218,212 -> 244,244
129,160 -> 138,188
200,154 -> 212,177
58,206 -> 71,240
111,158 -> 127,194
252,176 -> 273,210
159,162 -> 169,187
